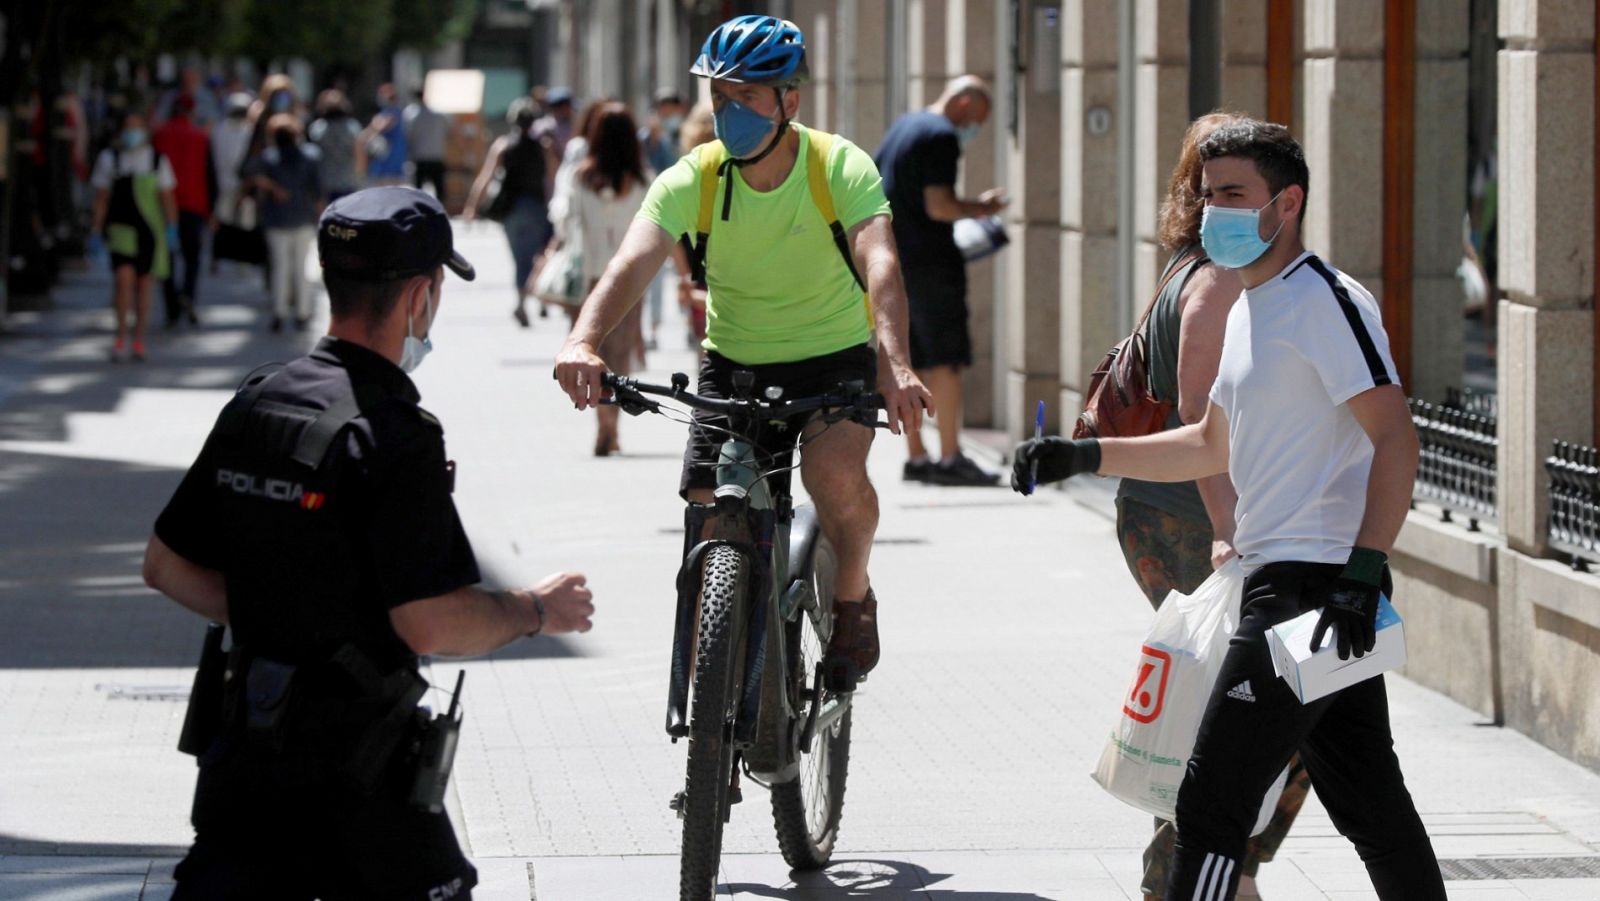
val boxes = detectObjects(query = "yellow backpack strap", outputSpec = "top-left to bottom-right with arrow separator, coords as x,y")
683,140 -> 726,286
803,128 -> 867,293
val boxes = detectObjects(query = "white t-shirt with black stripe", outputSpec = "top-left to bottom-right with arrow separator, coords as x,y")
1209,251 -> 1400,571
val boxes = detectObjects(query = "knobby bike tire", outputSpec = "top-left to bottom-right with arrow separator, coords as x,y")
679,544 -> 747,901
770,536 -> 852,870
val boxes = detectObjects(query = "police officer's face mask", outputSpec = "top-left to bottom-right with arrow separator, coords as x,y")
399,283 -> 438,373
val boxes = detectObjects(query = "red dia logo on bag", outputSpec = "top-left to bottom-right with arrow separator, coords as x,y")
1123,646 -> 1171,723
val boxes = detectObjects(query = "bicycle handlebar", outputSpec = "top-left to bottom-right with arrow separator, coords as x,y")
600,371 -> 888,428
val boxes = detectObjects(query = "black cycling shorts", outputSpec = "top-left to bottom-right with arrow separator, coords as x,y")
680,343 -> 877,499
902,260 -> 971,370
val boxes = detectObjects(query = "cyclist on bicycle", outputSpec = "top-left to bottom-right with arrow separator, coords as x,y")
554,14 -> 932,692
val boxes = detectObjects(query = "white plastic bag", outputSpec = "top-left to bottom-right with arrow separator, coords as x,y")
1091,559 -> 1286,834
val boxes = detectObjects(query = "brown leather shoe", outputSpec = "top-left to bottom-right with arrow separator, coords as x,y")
823,590 -> 878,692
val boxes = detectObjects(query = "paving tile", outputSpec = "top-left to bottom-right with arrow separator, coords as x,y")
0,874 -> 144,901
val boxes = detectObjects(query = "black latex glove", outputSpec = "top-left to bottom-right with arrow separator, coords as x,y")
1010,437 -> 1101,495
1309,547 -> 1387,660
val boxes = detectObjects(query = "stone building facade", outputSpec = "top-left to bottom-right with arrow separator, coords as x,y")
565,0 -> 1600,773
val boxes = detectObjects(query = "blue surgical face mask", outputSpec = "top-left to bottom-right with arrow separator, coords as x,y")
713,98 -> 779,158
1199,189 -> 1286,269
121,128 -> 147,148
662,113 -> 685,134
956,122 -> 981,147
399,284 -> 437,373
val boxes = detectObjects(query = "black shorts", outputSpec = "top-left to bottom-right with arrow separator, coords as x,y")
680,344 -> 877,498
902,260 -> 970,370
109,219 -> 158,276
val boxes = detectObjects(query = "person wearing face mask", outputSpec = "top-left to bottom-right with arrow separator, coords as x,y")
144,186 -> 595,901
638,88 -> 689,350
243,114 -> 324,331
555,15 -> 933,695
873,75 -> 1008,486
1013,120 -> 1445,901
89,110 -> 180,362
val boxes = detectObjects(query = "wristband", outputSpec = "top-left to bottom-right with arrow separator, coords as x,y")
526,591 -> 547,636
1078,438 -> 1103,475
1340,546 -> 1387,588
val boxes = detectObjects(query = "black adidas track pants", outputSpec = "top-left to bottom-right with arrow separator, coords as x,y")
1166,561 -> 1448,901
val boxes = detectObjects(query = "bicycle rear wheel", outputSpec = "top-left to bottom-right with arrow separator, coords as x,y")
679,544 -> 747,900
771,536 -> 852,870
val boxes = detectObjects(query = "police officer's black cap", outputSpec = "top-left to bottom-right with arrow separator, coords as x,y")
318,187 -> 476,283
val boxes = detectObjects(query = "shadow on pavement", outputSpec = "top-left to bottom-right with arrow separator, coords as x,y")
0,453 -> 205,669
723,859 -> 1057,900
0,266 -> 578,668
0,832 -> 187,857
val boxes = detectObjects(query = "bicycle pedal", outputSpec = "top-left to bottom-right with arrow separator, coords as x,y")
669,790 -> 686,819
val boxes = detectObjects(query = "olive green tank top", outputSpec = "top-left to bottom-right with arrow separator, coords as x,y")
1116,244 -> 1210,524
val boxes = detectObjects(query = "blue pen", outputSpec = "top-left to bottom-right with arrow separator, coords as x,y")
1028,400 -> 1045,494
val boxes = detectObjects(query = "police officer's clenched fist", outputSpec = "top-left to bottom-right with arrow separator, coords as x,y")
528,572 -> 595,635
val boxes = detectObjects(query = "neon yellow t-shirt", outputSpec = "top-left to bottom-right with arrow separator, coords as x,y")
637,123 -> 892,365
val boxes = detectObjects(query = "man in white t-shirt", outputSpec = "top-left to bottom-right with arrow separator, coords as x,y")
1012,120 -> 1446,901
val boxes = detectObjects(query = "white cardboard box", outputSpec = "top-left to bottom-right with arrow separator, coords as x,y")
1267,596 -> 1405,703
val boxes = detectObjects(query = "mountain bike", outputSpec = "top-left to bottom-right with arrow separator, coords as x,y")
601,370 -> 885,901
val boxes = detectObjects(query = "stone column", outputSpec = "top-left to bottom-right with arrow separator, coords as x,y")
836,0 -> 892,149
1300,0 -> 1384,286
1132,0 -> 1190,304
1058,1 -> 1123,422
1497,0 -> 1596,556
1407,5 -> 1471,404
948,0 -> 1000,427
1217,0 -> 1268,117
791,0 -> 836,131
906,0 -> 949,109
999,0 -> 1064,437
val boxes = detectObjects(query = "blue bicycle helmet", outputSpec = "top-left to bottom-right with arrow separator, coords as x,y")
690,15 -> 809,86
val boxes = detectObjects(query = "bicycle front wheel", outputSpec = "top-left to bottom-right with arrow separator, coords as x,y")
771,535 -> 852,870
679,544 -> 747,900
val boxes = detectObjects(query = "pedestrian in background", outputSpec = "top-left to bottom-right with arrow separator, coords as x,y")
244,74 -> 304,168
532,87 -> 575,199
365,82 -> 409,187
89,110 -> 179,362
563,101 -> 648,456
464,98 -> 549,328
155,65 -> 222,130
1115,110 -> 1311,901
405,87 -> 450,199
674,101 -> 715,351
210,92 -> 261,273
153,93 -> 216,327
245,114 -> 323,332
638,87 -> 687,350
309,89 -> 365,204
874,75 -> 1006,486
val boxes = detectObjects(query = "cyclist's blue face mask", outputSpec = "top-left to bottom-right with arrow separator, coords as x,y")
714,93 -> 782,158
1200,188 -> 1286,269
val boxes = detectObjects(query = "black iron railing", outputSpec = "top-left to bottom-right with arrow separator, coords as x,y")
1409,389 -> 1498,531
1546,440 -> 1600,571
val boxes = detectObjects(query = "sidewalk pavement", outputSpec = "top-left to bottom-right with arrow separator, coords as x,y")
2,225 -> 1598,900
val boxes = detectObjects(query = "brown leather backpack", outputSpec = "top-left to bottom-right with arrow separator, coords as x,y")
1072,252 -> 1200,440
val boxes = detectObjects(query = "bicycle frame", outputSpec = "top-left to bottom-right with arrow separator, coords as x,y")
663,425 -> 848,785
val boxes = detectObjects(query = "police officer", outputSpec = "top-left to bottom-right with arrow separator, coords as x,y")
143,186 -> 595,901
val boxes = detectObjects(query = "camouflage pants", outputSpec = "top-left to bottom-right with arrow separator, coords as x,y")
1115,496 -> 1312,894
